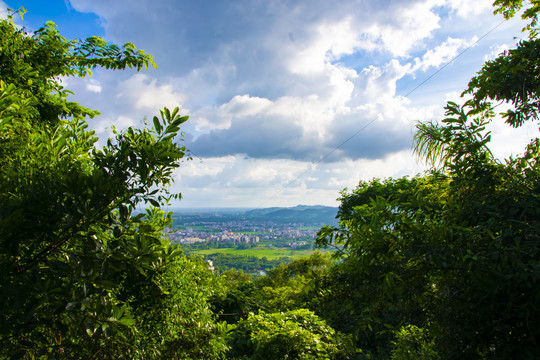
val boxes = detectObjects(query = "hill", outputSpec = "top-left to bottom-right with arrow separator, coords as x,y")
243,205 -> 338,225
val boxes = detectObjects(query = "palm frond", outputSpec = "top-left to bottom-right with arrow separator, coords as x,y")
412,121 -> 449,168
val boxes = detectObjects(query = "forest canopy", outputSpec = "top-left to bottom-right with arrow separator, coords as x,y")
316,0 -> 540,357
0,9 -> 228,359
1,1 -> 540,359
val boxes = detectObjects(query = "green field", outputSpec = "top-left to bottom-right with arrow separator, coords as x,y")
194,246 -> 317,260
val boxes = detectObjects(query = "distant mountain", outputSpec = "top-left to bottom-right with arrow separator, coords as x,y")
243,205 -> 338,225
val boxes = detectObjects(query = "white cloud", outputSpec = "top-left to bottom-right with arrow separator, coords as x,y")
170,149 -> 427,207
85,79 -> 102,93
176,156 -> 236,179
446,0 -> 493,18
289,18 -> 362,75
94,115 -> 134,133
354,59 -> 411,102
372,0 -> 443,57
488,119 -> 538,160
0,1 -> 9,18
218,95 -> 272,122
115,115 -> 135,128
50,0 -> 528,207
117,74 -> 185,112
412,36 -> 478,72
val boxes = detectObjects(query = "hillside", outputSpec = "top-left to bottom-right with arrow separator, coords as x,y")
243,205 -> 338,225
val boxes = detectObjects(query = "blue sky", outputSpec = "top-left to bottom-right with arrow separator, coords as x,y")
3,0 -> 535,208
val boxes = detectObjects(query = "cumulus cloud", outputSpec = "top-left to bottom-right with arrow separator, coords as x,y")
412,36 -> 478,72
445,0 -> 493,17
366,0 -> 443,57
117,74 -> 185,111
55,0 -> 526,206
85,79 -> 102,93
171,150 -> 426,207
289,18 -> 363,75
67,1 -> 520,163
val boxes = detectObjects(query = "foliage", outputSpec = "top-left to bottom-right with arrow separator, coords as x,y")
0,12 -> 155,127
128,254 -> 229,359
391,325 -> 439,360
475,0 -> 540,126
244,252 -> 329,314
210,252 -> 333,325
0,14 -> 226,359
493,0 -> 540,35
319,103 -> 540,358
465,39 -> 540,127
413,83 -> 540,360
201,252 -> 290,273
5,1 -> 540,358
316,175 -> 448,357
316,1 -> 540,358
210,269 -> 259,324
227,309 -> 350,360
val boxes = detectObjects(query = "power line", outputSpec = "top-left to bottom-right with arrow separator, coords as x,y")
256,19 -> 507,208
403,20 -> 506,98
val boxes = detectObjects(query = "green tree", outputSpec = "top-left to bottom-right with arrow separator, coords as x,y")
317,1 -> 540,358
316,175 -> 448,358
210,252 -> 334,326
227,309 -> 350,360
253,251 -> 334,313
0,12 -> 226,359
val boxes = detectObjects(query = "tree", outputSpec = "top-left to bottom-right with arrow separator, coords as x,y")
316,175 -> 448,358
317,1 -> 540,358
0,11 -> 227,359
210,252 -> 334,325
227,309 -> 349,360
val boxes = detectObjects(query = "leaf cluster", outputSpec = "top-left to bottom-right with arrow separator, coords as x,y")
0,14 -> 226,359
314,1 -> 540,357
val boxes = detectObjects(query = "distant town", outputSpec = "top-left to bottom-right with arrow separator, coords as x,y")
167,205 -> 338,249
168,225 -> 316,248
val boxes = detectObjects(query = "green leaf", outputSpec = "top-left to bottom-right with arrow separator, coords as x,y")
152,115 -> 162,134
148,198 -> 160,207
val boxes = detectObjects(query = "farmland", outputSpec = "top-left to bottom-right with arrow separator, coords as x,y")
194,246 -> 317,261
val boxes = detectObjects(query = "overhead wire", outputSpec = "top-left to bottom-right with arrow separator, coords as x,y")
255,18 -> 507,208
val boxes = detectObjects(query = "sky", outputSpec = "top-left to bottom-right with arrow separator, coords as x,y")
2,0 -> 536,208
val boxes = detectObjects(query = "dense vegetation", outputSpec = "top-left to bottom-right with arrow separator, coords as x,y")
198,252 -> 291,273
0,9 -> 227,359
1,1 -> 539,358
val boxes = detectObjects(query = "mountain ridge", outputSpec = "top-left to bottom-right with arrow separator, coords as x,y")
171,205 -> 339,226
243,205 -> 338,225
